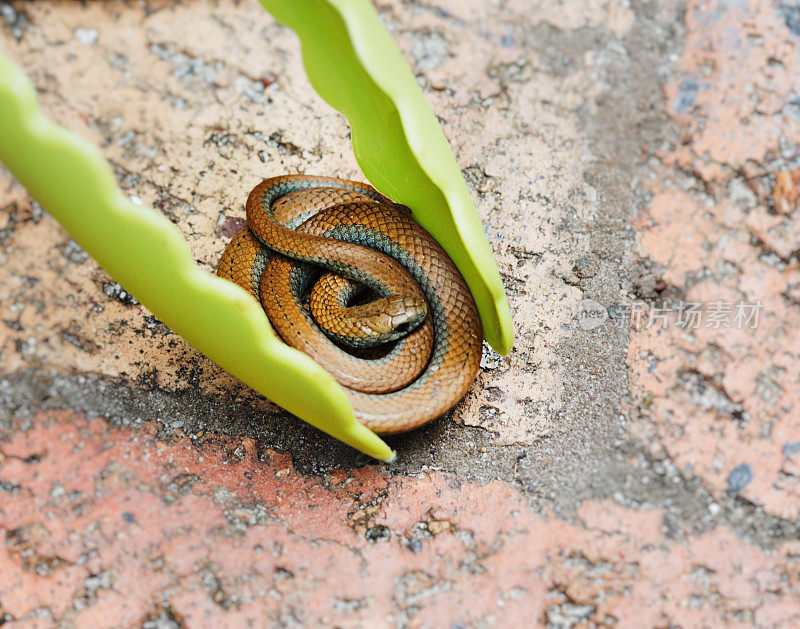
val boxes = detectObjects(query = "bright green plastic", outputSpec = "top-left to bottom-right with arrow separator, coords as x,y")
0,54 -> 392,461
262,0 -> 514,355
0,0 -> 512,460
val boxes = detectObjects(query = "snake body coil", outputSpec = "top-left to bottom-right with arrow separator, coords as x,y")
217,175 -> 482,433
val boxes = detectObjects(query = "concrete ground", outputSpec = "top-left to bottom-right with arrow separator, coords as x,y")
1,0 -> 799,626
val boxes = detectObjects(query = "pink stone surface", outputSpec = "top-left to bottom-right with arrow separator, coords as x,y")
2,411 -> 799,627
630,0 -> 800,521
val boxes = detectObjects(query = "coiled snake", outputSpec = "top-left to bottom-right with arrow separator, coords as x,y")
217,175 -> 482,433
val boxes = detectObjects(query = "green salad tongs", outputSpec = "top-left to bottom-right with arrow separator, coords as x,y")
0,0 -> 513,461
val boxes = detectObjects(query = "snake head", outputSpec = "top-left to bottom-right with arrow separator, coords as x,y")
353,294 -> 428,345
307,273 -> 428,348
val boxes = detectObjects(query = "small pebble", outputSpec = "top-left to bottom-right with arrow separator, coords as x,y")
783,442 -> 800,457
74,27 -> 98,45
573,255 -> 600,279
727,463 -> 753,493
